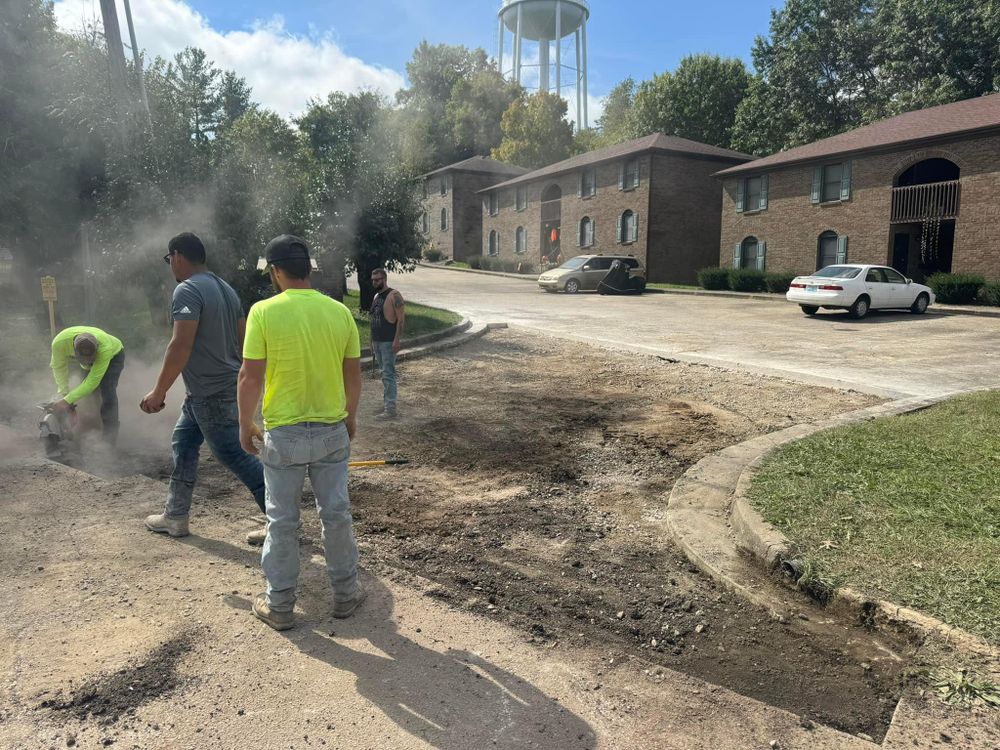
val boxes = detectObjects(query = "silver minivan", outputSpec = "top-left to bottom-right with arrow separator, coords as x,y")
537,254 -> 646,293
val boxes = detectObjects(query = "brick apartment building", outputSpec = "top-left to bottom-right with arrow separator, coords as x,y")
418,156 -> 528,262
716,94 -> 1000,280
479,134 -> 754,284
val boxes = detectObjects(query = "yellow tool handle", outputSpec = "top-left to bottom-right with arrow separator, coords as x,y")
349,459 -> 410,468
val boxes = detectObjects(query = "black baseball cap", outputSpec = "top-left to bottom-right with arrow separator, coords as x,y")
257,234 -> 310,270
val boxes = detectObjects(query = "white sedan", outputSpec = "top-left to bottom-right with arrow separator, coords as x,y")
786,264 -> 935,319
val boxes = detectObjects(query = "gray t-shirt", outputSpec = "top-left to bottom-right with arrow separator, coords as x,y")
171,272 -> 243,398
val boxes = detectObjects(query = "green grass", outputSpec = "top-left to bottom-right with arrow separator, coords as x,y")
748,390 -> 1000,644
343,290 -> 461,349
447,261 -> 470,269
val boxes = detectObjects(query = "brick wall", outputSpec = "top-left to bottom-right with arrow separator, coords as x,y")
482,156 -> 653,270
719,132 -> 1000,279
419,171 -> 522,262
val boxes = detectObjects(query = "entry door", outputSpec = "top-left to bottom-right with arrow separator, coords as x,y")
891,233 -> 909,275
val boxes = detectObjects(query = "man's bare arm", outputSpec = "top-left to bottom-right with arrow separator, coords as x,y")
237,358 -> 266,455
141,320 -> 198,413
391,292 -> 406,354
342,356 -> 362,439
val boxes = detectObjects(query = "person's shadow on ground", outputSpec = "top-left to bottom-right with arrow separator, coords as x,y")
225,571 -> 596,750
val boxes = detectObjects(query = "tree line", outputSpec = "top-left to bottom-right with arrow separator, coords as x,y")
1,0 -> 996,313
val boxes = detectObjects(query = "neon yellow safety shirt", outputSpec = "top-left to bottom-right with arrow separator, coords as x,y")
50,326 -> 124,405
243,289 -> 361,430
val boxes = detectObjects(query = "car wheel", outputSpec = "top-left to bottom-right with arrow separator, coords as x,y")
849,295 -> 870,319
910,293 -> 929,314
799,305 -> 819,316
564,279 -> 581,294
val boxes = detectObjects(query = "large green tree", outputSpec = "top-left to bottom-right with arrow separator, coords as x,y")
597,77 -> 638,145
298,92 -> 423,307
632,55 -> 751,148
491,92 -> 575,169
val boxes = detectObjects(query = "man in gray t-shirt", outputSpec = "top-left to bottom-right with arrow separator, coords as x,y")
140,232 -> 266,543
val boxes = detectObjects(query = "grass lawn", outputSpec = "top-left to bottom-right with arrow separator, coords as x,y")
447,261 -> 470,269
343,290 -> 461,350
748,390 -> 1000,645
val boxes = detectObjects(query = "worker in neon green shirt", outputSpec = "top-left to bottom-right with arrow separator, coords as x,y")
49,326 -> 126,445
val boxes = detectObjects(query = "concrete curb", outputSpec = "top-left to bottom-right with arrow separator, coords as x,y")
359,317 -> 472,360
361,319 -> 501,371
416,262 -> 1000,317
667,388 -> 998,659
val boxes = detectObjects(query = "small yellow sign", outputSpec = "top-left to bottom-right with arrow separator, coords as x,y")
41,276 -> 57,302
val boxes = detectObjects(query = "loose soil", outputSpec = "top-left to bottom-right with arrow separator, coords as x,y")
36,330 -> 914,741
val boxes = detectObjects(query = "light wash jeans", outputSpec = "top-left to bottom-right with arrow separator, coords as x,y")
260,421 -> 358,612
373,340 -> 397,413
166,391 -> 266,518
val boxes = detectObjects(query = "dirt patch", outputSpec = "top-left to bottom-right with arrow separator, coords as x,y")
37,631 -> 197,725
24,330 -> 907,740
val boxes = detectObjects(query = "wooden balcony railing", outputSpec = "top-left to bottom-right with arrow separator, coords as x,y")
890,180 -> 960,224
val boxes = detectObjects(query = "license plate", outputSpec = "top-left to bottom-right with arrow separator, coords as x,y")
806,285 -> 818,292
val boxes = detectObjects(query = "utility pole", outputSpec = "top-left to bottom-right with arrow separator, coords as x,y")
122,0 -> 153,131
98,0 -> 131,128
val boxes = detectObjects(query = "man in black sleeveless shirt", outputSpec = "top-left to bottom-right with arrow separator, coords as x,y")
369,268 -> 405,419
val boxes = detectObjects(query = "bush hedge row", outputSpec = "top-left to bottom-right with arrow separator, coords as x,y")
467,256 -> 536,275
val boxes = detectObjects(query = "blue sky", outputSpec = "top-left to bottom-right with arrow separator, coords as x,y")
54,0 -> 778,119
183,0 -> 774,94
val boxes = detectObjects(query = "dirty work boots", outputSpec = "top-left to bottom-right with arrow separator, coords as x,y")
144,513 -> 190,538
252,594 -> 294,631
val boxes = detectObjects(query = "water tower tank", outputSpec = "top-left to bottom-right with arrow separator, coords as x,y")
497,0 -> 590,129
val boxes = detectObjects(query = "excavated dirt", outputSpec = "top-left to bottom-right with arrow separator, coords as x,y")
18,330 -> 913,741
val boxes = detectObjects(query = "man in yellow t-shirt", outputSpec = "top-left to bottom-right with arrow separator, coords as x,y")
49,326 -> 126,445
237,234 -> 363,631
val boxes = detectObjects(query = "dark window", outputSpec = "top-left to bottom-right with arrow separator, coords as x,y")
421,212 -> 428,233
421,181 -> 427,199
622,159 -> 639,190
488,192 -> 499,216
581,168 -> 597,197
822,163 -> 843,202
488,230 -> 498,256
588,257 -> 613,271
622,257 -> 639,269
619,210 -> 637,243
817,231 -> 838,270
440,208 -> 448,231
515,187 -> 527,211
579,217 -> 594,247
745,177 -> 762,211
883,267 -> 906,283
865,268 -> 886,283
739,237 -> 758,269
439,177 -> 448,196
515,227 -> 526,254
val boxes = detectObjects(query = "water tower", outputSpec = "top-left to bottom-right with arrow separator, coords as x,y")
497,0 -> 590,129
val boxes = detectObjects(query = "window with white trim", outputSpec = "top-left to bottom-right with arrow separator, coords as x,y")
515,187 -> 527,211
440,208 -> 448,231
581,167 -> 597,198
618,210 -> 638,244
621,159 -> 640,191
579,216 -> 594,247
515,226 -> 526,254
488,191 -> 499,216
488,230 -> 499,256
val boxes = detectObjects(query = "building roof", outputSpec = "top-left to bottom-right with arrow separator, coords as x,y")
481,134 -> 755,192
421,156 -> 529,179
717,93 -> 1000,177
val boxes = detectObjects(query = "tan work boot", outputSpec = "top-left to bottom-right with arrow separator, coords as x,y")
145,513 -> 189,538
252,593 -> 294,631
332,584 -> 367,619
246,528 -> 267,546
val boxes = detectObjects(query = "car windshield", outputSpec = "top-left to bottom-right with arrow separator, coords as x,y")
814,266 -> 862,279
558,257 -> 588,270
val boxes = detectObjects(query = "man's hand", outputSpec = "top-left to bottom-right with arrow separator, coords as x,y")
392,338 -> 401,355
240,422 -> 264,455
140,388 -> 167,414
51,399 -> 72,414
346,414 -> 357,441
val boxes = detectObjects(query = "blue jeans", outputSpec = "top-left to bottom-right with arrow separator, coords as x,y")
165,392 -> 266,518
373,340 -> 397,413
260,421 -> 358,612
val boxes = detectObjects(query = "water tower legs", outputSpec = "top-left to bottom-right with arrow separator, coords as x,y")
555,0 -> 561,95
582,20 -> 588,128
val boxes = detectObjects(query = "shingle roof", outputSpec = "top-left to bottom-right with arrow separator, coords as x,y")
421,156 -> 529,179
717,93 -> 1000,177
481,134 -> 755,192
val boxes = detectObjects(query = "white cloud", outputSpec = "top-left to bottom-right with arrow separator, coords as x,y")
52,0 -> 405,118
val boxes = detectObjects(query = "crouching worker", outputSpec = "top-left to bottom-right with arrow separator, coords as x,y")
49,326 -> 125,445
238,235 -> 364,630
